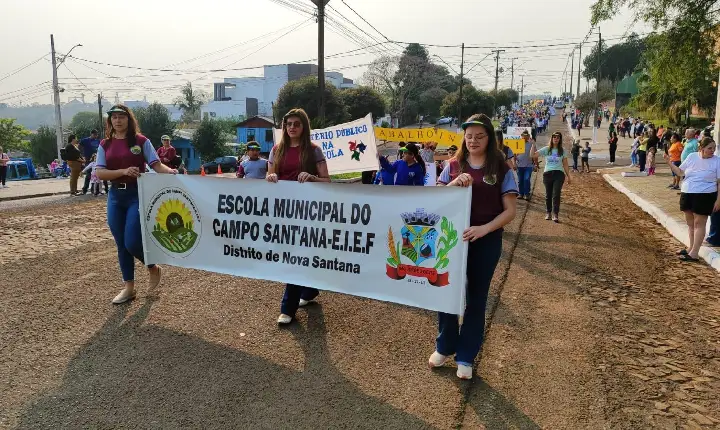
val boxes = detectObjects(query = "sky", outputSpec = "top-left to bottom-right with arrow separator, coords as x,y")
0,0 -> 650,106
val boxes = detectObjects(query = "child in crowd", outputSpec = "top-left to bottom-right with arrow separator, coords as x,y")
630,137 -> 640,167
581,142 -> 591,173
81,154 -> 102,196
570,139 -> 581,172
647,147 -> 657,175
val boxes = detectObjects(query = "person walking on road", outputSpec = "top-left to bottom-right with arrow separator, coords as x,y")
379,143 -> 426,186
608,131 -> 618,165
236,141 -> 267,179
431,113 -> 518,379
533,131 -> 571,223
267,108 -> 330,325
0,146 -> 9,188
515,130 -> 537,200
95,104 -> 178,304
64,135 -> 85,196
664,138 -> 720,262
80,129 -> 103,195
156,135 -> 177,166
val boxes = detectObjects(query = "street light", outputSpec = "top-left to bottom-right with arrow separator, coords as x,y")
50,36 -> 82,160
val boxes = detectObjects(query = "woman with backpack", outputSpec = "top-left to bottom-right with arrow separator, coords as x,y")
95,104 -> 178,304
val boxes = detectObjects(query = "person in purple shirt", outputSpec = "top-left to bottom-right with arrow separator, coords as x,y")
378,143 -> 425,186
429,113 -> 518,380
95,105 -> 177,304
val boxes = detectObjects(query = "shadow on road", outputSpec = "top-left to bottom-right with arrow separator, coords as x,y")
467,379 -> 541,430
17,300 -> 431,429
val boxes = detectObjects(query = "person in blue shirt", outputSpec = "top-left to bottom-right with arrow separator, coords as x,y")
378,142 -> 426,185
373,165 -> 395,185
79,129 -> 105,195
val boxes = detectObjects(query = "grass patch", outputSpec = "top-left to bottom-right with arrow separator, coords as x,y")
331,172 -> 362,180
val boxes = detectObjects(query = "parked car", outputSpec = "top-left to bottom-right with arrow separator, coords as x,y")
437,117 -> 453,125
202,156 -> 238,173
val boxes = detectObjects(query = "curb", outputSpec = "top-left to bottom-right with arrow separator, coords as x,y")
0,191 -> 70,202
603,174 -> 720,273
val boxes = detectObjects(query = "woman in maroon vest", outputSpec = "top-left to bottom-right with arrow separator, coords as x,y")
430,113 -> 519,379
267,108 -> 330,324
95,105 -> 177,304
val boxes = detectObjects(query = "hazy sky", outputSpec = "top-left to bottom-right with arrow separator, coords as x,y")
1,0 -> 648,106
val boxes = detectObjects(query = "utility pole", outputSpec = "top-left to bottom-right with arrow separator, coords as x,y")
492,49 -> 505,92
715,69 -> 720,146
520,76 -> 525,105
510,57 -> 518,89
97,94 -> 104,137
569,50 -> 574,100
50,35 -> 63,161
576,43 -> 582,99
458,43 -> 465,124
311,0 -> 329,123
593,28 -> 601,144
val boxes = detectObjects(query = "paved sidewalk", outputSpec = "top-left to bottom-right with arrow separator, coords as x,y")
0,178 -> 72,202
603,166 -> 720,272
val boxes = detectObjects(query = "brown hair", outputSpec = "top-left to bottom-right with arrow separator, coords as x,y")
404,143 -> 426,178
105,104 -> 140,148
454,113 -> 504,178
275,108 -> 318,176
495,130 -> 504,151
699,137 -> 715,149
550,131 -> 564,156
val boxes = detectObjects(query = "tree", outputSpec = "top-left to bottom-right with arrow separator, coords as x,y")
274,76 -> 348,127
29,126 -> 57,166
192,118 -> 229,162
582,34 -> 646,83
0,118 -> 31,152
214,115 -> 246,137
492,88 -> 520,110
440,85 -> 495,118
69,111 -> 101,139
134,102 -> 175,148
340,86 -> 386,121
175,82 -> 208,122
419,88 -> 448,118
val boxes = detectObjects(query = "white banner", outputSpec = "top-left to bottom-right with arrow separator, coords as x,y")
506,126 -> 532,137
274,113 -> 379,175
424,162 -> 436,186
139,175 -> 471,314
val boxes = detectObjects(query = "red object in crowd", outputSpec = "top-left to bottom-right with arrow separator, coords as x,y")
200,165 -> 206,176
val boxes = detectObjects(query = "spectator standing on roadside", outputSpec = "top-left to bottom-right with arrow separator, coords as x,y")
570,139 -> 581,172
607,131 -> 618,165
681,128 -> 699,163
667,133 -> 684,190
581,142 -> 591,173
0,146 -> 9,188
80,130 -> 102,195
156,135 -> 177,167
664,138 -> 720,261
707,138 -> 720,246
64,135 -> 85,196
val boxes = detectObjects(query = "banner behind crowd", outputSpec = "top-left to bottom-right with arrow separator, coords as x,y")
374,126 -> 463,148
139,175 -> 471,314
273,113 -> 379,175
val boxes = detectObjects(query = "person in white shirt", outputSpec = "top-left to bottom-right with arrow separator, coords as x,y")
665,137 -> 720,261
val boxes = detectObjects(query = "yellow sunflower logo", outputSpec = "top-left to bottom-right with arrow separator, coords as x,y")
151,198 -> 198,253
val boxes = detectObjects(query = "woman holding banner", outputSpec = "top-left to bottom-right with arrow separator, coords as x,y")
95,104 -> 178,304
267,108 -> 331,325
431,114 -> 518,379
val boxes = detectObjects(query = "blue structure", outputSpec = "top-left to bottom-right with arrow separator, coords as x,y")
7,158 -> 38,181
171,132 -> 202,172
236,116 -> 276,153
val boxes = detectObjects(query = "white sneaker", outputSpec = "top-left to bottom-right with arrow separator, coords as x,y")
457,364 -> 473,379
298,298 -> 314,307
112,287 -> 136,304
428,351 -> 450,368
545,213 -> 551,220
277,314 -> 292,325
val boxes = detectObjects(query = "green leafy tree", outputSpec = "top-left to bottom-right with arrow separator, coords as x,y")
440,85 -> 496,118
491,88 -> 520,110
582,34 -> 646,82
419,88 -> 448,118
30,125 -> 57,166
192,118 -> 229,163
69,111 -> 102,139
214,115 -> 246,137
0,118 -> 31,152
274,76 -> 348,127
134,102 -> 176,148
175,82 -> 208,122
340,86 -> 386,121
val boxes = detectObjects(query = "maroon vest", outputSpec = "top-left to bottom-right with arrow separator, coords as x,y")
100,134 -> 147,184
449,159 -> 509,226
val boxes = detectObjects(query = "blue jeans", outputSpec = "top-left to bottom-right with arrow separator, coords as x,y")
436,230 -> 503,366
107,187 -> 153,281
280,284 -> 320,317
707,210 -> 720,246
631,152 -> 638,165
517,166 -> 533,196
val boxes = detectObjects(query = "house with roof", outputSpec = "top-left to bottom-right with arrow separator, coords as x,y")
235,116 -> 276,153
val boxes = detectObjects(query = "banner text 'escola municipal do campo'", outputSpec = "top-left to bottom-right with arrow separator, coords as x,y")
138,175 -> 471,314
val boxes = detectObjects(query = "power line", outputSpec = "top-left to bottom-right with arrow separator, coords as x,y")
0,54 -> 49,83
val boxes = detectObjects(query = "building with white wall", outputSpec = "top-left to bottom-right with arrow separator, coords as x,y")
201,64 -> 357,120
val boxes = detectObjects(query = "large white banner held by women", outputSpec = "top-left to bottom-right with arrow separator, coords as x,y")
138,175 -> 471,314
273,113 -> 379,175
